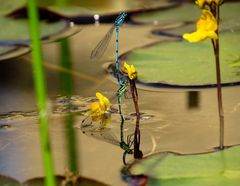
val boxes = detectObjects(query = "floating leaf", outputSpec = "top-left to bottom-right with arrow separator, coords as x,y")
0,46 -> 29,61
131,2 -> 240,29
130,3 -> 199,25
0,17 -> 74,46
41,0 -> 177,18
123,145 -> 240,186
121,31 -> 240,87
0,0 -> 25,16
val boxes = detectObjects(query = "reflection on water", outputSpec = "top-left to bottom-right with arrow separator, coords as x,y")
0,18 -> 240,186
187,91 -> 200,109
59,37 -> 79,173
79,105 -> 143,165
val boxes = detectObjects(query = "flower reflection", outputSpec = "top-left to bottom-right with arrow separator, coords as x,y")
81,104 -> 143,165
83,92 -> 112,129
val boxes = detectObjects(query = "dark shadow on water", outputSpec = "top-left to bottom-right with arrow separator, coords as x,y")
187,91 -> 200,109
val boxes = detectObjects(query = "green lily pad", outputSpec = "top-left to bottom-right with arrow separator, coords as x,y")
131,3 -> 199,25
123,145 -> 240,186
0,17 -> 71,46
0,46 -> 29,61
0,0 -> 25,16
40,0 -> 177,17
121,31 -> 240,87
131,2 -> 240,28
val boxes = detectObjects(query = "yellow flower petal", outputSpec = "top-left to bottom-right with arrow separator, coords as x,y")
183,10 -> 218,42
96,92 -> 111,111
195,0 -> 223,8
123,62 -> 137,80
197,10 -> 217,32
90,92 -> 111,117
195,0 -> 205,8
183,31 -> 206,42
90,102 -> 104,116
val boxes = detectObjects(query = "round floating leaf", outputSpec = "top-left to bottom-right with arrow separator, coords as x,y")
0,17 -> 71,46
123,145 -> 240,186
0,0 -> 25,16
122,31 -> 240,87
131,3 -> 199,25
131,2 -> 240,29
0,46 -> 29,61
41,0 -> 177,17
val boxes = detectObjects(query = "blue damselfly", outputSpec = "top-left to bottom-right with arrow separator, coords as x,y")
91,12 -> 127,86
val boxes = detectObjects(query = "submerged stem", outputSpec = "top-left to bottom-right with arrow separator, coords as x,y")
27,0 -> 56,185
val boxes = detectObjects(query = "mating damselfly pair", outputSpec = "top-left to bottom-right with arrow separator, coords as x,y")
80,11 -> 142,164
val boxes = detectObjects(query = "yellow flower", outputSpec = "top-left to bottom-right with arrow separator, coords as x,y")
183,10 -> 218,42
90,92 -> 111,117
123,62 -> 137,80
195,0 -> 223,8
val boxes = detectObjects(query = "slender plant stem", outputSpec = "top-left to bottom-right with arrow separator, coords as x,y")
213,5 -> 224,150
59,38 -> 79,173
130,80 -> 140,118
60,39 -> 73,96
64,113 -> 79,173
27,1 -> 56,186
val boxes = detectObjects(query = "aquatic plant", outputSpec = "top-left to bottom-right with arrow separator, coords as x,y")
183,0 -> 224,150
81,92 -> 112,129
123,145 -> 240,186
123,62 -> 140,118
58,38 -> 79,173
90,92 -> 111,116
27,0 -> 56,185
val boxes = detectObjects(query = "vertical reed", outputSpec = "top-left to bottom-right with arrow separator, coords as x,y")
27,0 -> 56,185
59,38 -> 79,173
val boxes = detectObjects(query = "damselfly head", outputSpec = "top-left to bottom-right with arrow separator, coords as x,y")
120,12 -> 127,18
115,12 -> 127,27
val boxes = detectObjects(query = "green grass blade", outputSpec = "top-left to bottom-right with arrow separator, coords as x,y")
27,0 -> 56,186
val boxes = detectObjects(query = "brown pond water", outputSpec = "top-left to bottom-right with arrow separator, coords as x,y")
0,23 -> 240,185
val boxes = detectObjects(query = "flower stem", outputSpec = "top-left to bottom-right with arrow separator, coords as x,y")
213,5 -> 224,150
27,0 -> 56,185
129,80 -> 140,118
215,39 -> 224,150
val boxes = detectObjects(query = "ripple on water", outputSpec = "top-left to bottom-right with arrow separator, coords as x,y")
53,95 -> 92,114
0,111 -> 37,122
0,95 -> 96,122
125,110 -> 164,124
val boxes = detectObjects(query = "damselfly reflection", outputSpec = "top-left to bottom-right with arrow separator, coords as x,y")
81,111 -> 143,165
